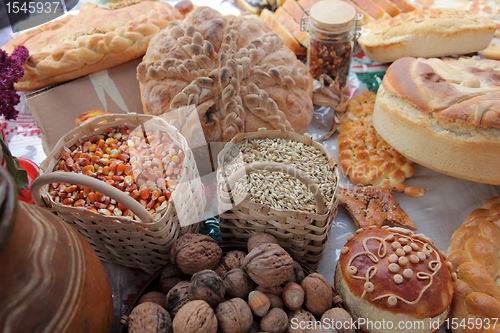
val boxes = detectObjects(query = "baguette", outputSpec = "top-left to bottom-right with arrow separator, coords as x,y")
275,7 -> 309,47
358,8 -> 496,63
260,8 -> 307,55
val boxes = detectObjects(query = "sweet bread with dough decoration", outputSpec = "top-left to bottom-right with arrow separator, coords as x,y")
335,226 -> 454,333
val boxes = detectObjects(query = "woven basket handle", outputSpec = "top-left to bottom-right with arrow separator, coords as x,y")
31,173 -> 153,224
226,161 -> 326,215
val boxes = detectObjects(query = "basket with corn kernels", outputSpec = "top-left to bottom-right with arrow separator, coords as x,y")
31,113 -> 205,274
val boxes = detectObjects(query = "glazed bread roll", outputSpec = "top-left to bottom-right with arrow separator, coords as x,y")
335,227 -> 454,333
373,56 -> 500,185
446,195 -> 500,333
357,8 -> 496,63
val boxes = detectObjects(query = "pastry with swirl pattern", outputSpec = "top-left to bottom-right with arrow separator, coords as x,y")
335,226 -> 453,333
338,91 -> 425,198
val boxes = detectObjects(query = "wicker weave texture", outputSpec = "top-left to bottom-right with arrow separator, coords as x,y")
33,113 -> 205,273
217,128 -> 340,268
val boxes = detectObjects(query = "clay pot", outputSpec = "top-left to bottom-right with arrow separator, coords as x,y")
0,166 -> 113,332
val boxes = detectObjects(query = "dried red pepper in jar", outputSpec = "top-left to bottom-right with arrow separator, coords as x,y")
302,0 -> 361,88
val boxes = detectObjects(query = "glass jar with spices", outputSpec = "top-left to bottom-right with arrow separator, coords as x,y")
301,0 -> 361,89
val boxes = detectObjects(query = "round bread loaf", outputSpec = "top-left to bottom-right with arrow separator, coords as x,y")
373,56 -> 500,185
335,226 -> 453,333
446,195 -> 500,333
137,6 -> 314,143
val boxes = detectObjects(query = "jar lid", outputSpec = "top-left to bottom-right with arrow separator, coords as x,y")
310,0 -> 357,27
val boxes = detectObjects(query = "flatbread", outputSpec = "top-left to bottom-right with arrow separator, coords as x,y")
2,0 -> 183,91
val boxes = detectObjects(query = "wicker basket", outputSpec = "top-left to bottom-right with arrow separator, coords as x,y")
31,113 -> 206,273
217,128 -> 340,268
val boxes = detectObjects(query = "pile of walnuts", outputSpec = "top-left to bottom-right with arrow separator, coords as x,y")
126,233 -> 354,333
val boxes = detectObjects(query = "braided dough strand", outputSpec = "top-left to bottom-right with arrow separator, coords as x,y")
138,7 -> 313,142
446,195 -> 500,333
338,91 -> 425,198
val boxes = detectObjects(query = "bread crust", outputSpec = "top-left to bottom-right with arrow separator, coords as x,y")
335,227 -> 453,333
357,8 -> 496,63
274,7 -> 309,47
2,0 -> 182,91
138,7 -> 313,143
350,0 -> 392,19
337,91 -> 425,197
281,0 -> 305,23
260,8 -> 306,55
388,0 -> 417,12
446,196 -> 500,333
371,0 -> 401,16
373,56 -> 500,185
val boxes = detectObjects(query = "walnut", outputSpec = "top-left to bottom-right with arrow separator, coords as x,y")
215,298 -> 253,333
243,243 -> 293,287
138,291 -> 168,310
160,263 -> 188,294
260,307 -> 288,333
320,308 -> 355,333
214,250 -> 246,276
248,321 -> 260,333
266,293 -> 284,309
166,281 -> 191,316
128,302 -> 172,333
188,270 -> 225,307
222,269 -> 254,299
301,273 -> 333,316
288,308 -> 316,333
283,261 -> 306,286
161,277 -> 183,295
247,233 -> 279,252
172,300 -> 218,333
256,285 -> 283,296
170,233 -> 222,275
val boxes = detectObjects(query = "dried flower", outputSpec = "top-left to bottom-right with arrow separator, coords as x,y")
0,46 -> 29,120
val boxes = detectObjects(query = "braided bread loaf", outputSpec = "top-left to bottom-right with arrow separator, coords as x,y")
2,0 -> 182,91
446,195 -> 500,333
137,6 -> 314,143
